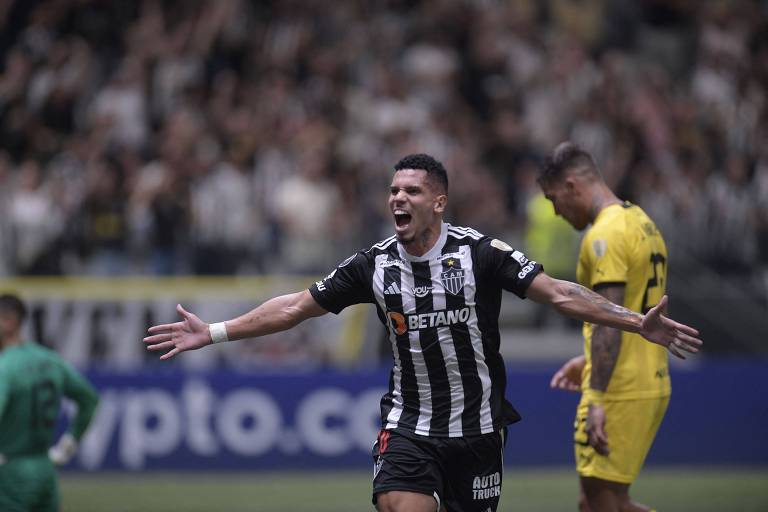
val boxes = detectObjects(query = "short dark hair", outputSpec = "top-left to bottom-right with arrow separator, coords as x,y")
0,293 -> 27,323
538,142 -> 599,186
394,153 -> 449,193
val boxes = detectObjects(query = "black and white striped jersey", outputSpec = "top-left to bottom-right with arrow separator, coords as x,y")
309,222 -> 543,438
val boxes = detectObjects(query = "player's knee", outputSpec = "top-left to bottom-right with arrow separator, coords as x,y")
376,491 -> 439,512
619,499 -> 653,512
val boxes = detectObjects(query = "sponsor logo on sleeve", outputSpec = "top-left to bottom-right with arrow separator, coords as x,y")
517,260 -> 537,279
316,269 -> 338,291
490,239 -> 513,251
510,250 -> 528,265
593,239 -> 607,258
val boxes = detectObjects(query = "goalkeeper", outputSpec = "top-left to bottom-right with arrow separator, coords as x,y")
0,293 -> 99,512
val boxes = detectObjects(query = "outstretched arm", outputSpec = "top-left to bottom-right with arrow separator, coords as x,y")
526,273 -> 702,358
143,289 -> 328,360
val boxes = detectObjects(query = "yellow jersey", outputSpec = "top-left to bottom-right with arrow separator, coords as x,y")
577,202 -> 671,400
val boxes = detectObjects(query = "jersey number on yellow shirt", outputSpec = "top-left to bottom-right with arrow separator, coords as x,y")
641,252 -> 666,313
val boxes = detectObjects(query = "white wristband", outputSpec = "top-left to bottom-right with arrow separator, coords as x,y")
209,322 -> 229,344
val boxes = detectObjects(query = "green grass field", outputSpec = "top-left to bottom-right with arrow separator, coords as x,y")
60,467 -> 768,511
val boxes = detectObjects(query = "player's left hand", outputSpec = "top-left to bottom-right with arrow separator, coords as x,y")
639,295 -> 702,359
585,404 -> 609,456
143,304 -> 212,360
550,355 -> 585,392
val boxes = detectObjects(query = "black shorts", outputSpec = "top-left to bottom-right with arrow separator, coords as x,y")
371,428 -> 506,512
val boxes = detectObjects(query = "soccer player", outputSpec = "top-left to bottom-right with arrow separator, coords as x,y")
0,293 -> 99,512
144,154 -> 701,512
539,142 -> 674,512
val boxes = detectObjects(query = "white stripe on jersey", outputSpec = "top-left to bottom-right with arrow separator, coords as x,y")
373,253 -> 404,429
401,260 -> 433,436
448,224 -> 480,233
448,231 -> 474,240
372,236 -> 397,251
448,225 -> 483,240
429,257 -> 465,437
459,244 -> 494,434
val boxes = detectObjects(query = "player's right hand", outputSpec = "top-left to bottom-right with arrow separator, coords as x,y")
49,433 -> 78,465
550,355 -> 586,392
640,295 -> 703,359
585,404 -> 609,456
143,304 -> 212,360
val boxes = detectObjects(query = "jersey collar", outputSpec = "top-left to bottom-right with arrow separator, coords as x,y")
594,202 -> 626,224
397,222 -> 448,262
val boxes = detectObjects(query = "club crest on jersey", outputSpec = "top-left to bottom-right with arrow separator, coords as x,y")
441,267 -> 465,295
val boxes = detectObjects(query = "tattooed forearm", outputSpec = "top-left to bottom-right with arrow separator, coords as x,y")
563,283 -> 632,318
558,282 -> 642,331
591,324 -> 621,391
588,285 -> 626,391
528,275 -> 644,331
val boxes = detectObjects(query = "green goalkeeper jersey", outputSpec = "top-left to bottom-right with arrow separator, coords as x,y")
0,342 -> 98,458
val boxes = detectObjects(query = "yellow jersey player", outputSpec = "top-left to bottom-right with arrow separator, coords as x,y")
538,142 -> 679,512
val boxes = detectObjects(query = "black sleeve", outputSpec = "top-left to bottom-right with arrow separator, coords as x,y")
308,252 -> 374,314
476,237 -> 544,298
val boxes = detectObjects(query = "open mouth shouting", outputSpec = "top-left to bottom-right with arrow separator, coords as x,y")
393,209 -> 412,235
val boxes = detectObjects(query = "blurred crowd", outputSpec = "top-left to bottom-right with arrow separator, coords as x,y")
0,0 -> 766,280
